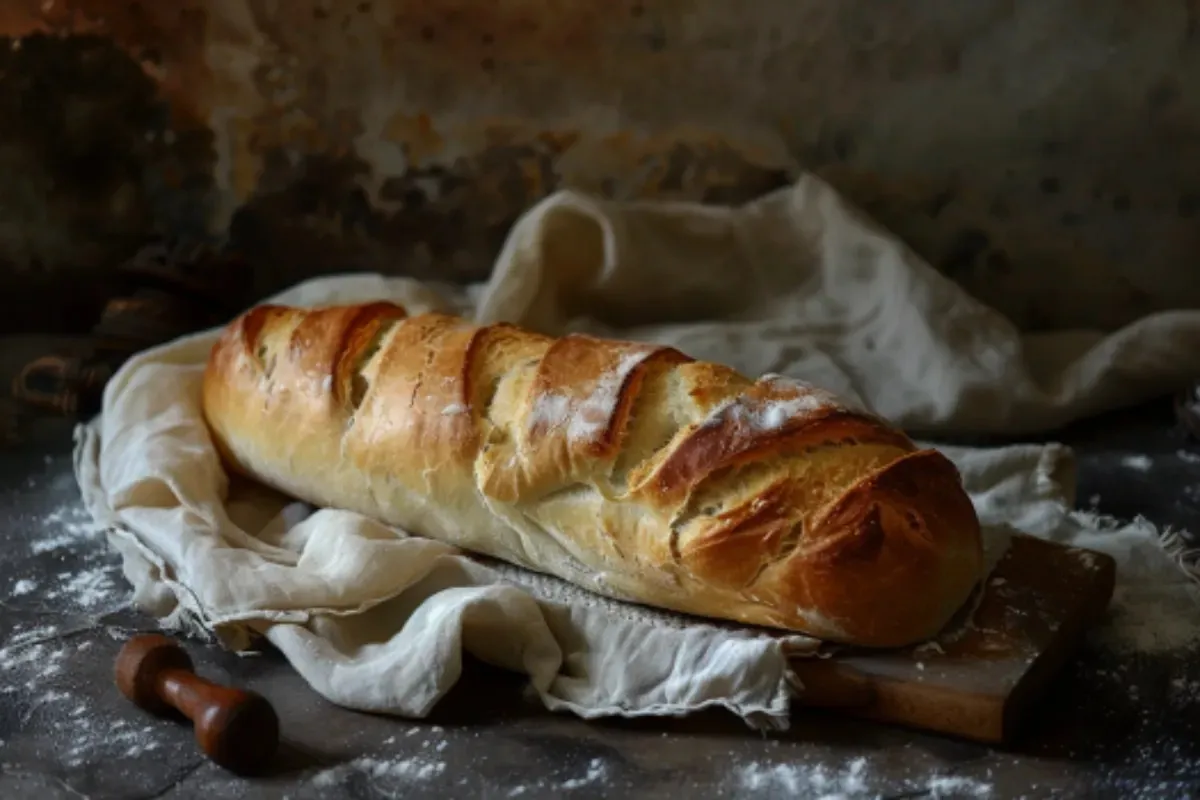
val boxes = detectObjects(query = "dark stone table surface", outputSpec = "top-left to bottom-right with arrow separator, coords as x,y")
1,401 -> 1199,800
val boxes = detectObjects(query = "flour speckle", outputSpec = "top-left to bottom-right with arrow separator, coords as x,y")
62,716 -> 163,766
701,375 -> 841,437
561,758 -> 607,790
925,774 -> 994,797
1120,455 -> 1153,472
46,564 -> 122,610
503,757 -> 612,797
30,503 -> 106,554
0,627 -> 76,702
10,578 -> 36,596
529,393 -> 570,430
737,758 -> 868,797
20,501 -> 127,614
36,689 -> 71,705
734,758 -> 992,798
7,625 -> 59,647
1,641 -> 62,674
311,756 -> 447,788
528,347 -> 655,444
1169,677 -> 1200,705
1177,449 -> 1200,465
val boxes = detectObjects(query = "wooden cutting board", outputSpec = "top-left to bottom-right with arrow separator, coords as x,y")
789,534 -> 1116,744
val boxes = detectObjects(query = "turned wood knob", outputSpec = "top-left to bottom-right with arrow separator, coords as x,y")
115,634 -> 279,775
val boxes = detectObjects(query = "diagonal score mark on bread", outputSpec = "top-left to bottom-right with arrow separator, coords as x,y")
202,302 -> 984,648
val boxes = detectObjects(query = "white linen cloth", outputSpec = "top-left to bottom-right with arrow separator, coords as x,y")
74,175 -> 1200,729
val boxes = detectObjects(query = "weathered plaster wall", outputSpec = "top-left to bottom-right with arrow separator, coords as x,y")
1,0 -> 1198,334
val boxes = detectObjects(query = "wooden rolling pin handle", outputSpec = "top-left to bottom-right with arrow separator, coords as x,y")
115,634 -> 280,775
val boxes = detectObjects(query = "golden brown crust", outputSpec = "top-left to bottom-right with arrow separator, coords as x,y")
202,302 -> 984,648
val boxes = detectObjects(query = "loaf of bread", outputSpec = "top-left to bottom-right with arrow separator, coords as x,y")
202,302 -> 983,648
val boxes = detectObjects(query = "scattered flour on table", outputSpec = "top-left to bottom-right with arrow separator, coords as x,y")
1086,673 -> 1200,799
8,501 -> 128,613
1177,449 -> 1200,465
923,775 -> 995,798
1169,677 -> 1200,705
733,757 -> 992,798
311,756 -> 447,788
45,563 -> 122,610
559,758 -> 608,790
736,758 -> 868,797
59,715 -> 163,765
0,498 -> 144,769
0,627 -> 70,684
1120,455 -> 1153,472
0,624 -> 161,765
504,758 -> 609,796
29,503 -> 107,554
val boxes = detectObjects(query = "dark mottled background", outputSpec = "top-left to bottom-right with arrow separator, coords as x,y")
1,0 -> 1199,335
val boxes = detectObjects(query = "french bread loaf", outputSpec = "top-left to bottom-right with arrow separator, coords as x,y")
201,302 -> 984,648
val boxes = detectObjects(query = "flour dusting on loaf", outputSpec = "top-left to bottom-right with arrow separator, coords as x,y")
202,302 -> 984,648
703,374 -> 848,435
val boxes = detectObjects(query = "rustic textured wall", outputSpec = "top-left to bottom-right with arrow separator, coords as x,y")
1,0 -> 1198,334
